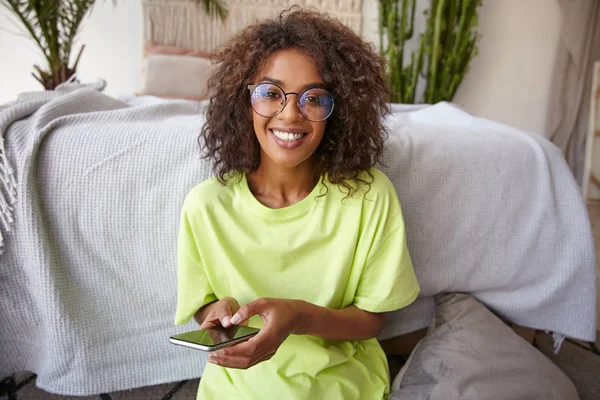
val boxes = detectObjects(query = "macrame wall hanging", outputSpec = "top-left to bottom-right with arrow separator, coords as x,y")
142,0 -> 363,52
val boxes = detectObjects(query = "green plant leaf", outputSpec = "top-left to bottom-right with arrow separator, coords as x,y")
193,0 -> 228,21
2,0 -> 230,89
379,0 -> 482,104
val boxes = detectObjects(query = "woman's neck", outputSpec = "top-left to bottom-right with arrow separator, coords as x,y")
247,159 -> 319,209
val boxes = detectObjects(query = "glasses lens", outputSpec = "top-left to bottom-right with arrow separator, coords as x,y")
250,84 -> 285,117
299,89 -> 334,121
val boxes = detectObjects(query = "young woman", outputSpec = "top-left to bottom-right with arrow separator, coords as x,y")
175,7 -> 420,399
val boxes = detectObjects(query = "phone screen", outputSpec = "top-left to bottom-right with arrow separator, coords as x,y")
169,326 -> 260,351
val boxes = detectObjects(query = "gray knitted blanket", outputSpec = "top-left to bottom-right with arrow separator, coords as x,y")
0,88 -> 596,395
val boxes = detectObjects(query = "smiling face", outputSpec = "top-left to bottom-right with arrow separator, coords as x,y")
250,48 -> 328,172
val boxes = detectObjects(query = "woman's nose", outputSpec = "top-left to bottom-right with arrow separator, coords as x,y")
277,95 -> 304,122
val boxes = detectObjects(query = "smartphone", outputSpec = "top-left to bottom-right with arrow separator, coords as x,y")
169,326 -> 260,352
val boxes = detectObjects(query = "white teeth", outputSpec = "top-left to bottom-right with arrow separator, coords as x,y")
272,130 -> 305,142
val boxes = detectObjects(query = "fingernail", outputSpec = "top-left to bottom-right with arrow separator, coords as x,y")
208,356 -> 217,364
223,316 -> 230,326
230,314 -> 240,325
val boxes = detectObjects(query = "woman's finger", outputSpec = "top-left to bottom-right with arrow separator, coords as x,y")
214,334 -> 259,358
209,349 -> 276,370
199,318 -> 218,330
208,353 -> 252,369
220,297 -> 243,327
215,329 -> 276,359
230,298 -> 269,325
199,313 -> 221,329
219,309 -> 233,327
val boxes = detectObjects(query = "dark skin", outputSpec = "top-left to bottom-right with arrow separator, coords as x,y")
196,298 -> 385,370
195,49 -> 386,370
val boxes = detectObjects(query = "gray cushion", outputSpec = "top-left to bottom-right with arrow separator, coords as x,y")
389,293 -> 579,400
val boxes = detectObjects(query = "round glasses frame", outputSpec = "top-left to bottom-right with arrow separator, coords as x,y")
247,83 -> 335,122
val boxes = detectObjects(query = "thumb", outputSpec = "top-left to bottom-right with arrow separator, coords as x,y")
230,298 -> 267,325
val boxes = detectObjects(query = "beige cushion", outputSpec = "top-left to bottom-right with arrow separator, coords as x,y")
142,53 -> 217,101
390,293 -> 579,400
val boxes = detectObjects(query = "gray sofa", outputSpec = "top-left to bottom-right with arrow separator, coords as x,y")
0,88 -> 596,396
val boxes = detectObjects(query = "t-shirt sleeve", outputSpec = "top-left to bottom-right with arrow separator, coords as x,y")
174,199 -> 217,325
353,175 -> 420,313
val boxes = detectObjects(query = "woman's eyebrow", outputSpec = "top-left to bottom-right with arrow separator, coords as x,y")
302,82 -> 328,90
257,76 -> 283,85
257,76 -> 327,91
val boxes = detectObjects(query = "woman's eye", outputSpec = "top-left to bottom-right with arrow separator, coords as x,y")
305,96 -> 321,104
263,91 -> 282,99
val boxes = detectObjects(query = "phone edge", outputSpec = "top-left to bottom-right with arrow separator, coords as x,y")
169,332 -> 258,352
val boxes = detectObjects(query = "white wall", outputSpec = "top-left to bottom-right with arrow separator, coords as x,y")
1,0 -> 561,136
0,0 -> 144,102
452,0 -> 561,137
363,0 -> 562,136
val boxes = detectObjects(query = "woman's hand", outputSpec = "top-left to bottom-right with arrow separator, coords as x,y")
205,298 -> 385,369
208,297 -> 303,369
197,297 -> 242,329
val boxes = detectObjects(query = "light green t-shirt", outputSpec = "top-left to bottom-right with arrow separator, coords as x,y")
175,168 -> 420,400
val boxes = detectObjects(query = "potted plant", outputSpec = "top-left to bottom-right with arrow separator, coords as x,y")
1,0 -> 228,90
379,0 -> 482,104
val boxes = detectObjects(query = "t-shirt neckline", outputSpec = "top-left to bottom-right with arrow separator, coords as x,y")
238,173 -> 325,219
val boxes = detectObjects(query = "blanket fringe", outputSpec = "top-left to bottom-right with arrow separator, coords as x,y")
552,332 -> 566,354
0,135 -> 17,255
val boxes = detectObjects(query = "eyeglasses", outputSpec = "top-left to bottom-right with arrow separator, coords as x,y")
247,83 -> 335,122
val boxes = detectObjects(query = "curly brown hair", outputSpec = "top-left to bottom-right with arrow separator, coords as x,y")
200,6 -> 390,194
